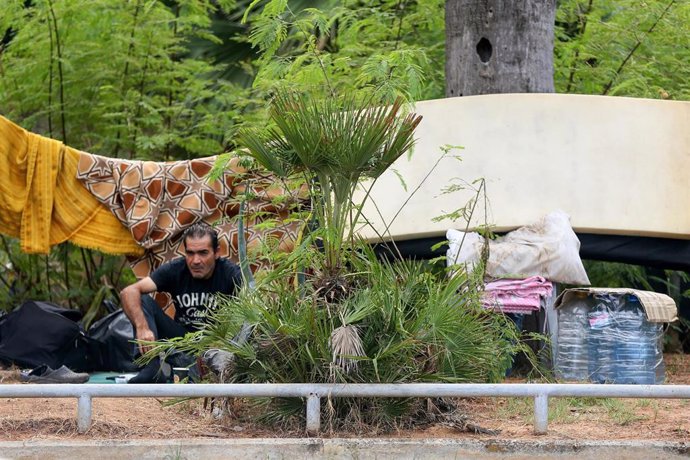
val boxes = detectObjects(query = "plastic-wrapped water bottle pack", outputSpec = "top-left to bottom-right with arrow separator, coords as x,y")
556,293 -> 664,384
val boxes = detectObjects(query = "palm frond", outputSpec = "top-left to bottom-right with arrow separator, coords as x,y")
329,324 -> 365,375
238,127 -> 298,177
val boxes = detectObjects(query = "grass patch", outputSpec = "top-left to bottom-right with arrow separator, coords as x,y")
496,396 -> 651,426
635,398 -> 653,408
496,397 -> 531,421
602,399 -> 647,426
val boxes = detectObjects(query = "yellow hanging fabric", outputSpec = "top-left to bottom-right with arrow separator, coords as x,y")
0,115 -> 143,255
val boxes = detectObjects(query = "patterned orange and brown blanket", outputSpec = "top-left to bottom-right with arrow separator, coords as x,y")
77,153 -> 302,279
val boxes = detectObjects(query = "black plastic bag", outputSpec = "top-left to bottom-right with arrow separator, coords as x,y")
0,300 -> 92,371
87,309 -> 141,372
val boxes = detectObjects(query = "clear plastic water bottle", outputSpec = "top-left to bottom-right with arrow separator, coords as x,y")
556,299 -> 590,381
614,296 -> 664,384
587,296 -> 616,383
654,335 -> 666,384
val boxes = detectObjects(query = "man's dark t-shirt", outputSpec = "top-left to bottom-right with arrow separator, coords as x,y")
150,258 -> 242,330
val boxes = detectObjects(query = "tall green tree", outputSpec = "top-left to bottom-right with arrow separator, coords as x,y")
229,1 -> 690,102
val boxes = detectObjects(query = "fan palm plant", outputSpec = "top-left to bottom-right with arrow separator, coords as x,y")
239,92 -> 422,275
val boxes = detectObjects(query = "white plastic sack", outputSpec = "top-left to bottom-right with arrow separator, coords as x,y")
446,210 -> 590,285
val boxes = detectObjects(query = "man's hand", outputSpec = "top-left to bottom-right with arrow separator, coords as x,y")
120,277 -> 159,355
136,326 -> 156,355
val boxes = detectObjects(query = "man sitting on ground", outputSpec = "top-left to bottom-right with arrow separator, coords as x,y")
120,222 -> 242,382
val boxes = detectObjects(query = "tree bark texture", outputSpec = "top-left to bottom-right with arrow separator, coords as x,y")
445,0 -> 556,97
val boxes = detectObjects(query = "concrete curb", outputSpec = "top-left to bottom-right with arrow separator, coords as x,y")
0,438 -> 688,459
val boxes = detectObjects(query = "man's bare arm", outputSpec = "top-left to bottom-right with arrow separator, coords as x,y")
120,277 -> 158,354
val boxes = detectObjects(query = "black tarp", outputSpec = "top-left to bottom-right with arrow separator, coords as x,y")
374,233 -> 690,271
577,234 -> 690,271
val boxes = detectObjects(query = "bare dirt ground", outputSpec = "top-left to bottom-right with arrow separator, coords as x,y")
0,354 -> 689,443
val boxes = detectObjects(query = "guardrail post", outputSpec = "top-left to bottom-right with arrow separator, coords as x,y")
533,393 -> 548,435
306,392 -> 321,435
77,394 -> 92,433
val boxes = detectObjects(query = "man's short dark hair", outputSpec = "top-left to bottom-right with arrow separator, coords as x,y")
182,222 -> 219,251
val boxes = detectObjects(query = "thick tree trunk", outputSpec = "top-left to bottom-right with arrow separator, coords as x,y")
445,0 -> 556,97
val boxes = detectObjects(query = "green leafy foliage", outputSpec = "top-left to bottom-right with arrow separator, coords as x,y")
0,0 -> 243,159
555,0 -> 690,100
242,0 -> 445,102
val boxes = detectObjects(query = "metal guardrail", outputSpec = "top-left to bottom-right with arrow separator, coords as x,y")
3,383 -> 690,435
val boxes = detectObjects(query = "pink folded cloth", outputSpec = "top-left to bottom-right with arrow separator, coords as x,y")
481,276 -> 553,314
